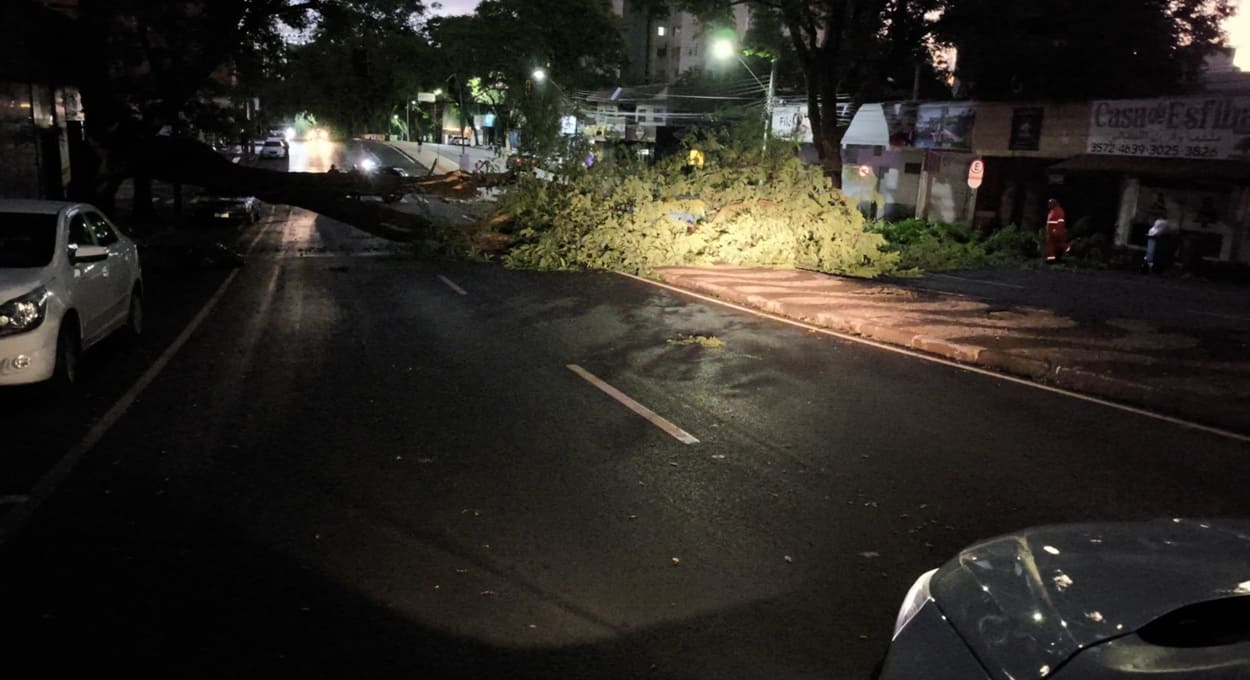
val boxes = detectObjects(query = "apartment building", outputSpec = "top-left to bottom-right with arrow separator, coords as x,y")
612,0 -> 751,84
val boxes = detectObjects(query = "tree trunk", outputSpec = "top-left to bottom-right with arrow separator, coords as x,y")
818,73 -> 844,187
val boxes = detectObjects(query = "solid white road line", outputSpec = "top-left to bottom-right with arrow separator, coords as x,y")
0,222 -> 272,547
619,272 -> 1250,444
438,275 -> 468,296
566,364 -> 699,445
929,273 -> 1026,289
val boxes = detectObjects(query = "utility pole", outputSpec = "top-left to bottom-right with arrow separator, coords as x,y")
763,57 -> 777,153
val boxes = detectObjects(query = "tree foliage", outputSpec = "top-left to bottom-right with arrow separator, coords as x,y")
935,0 -> 1235,100
680,0 -> 941,184
425,0 -> 626,148
500,131 -> 897,276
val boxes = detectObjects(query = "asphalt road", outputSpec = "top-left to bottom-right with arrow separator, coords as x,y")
2,208 -> 1249,678
894,268 -> 1250,332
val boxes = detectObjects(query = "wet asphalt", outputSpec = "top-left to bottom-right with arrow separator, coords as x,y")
1,208 -> 1248,679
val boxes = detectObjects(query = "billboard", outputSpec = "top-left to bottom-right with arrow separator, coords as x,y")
914,103 -> 975,149
1087,96 -> 1250,160
770,103 -> 812,143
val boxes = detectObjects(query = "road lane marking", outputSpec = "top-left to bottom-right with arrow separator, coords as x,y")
929,273 -> 1026,289
0,222 -> 272,547
438,275 -> 468,295
566,364 -> 699,445
619,272 -> 1250,444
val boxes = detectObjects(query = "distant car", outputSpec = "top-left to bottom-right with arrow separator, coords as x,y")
508,152 -> 541,172
880,519 -> 1250,680
448,135 -> 471,146
0,200 -> 143,386
189,195 -> 262,224
259,139 -> 288,159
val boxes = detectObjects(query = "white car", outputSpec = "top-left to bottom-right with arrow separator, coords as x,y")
258,139 -> 288,159
0,200 -> 144,386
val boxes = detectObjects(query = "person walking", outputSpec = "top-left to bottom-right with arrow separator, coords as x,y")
1045,198 -> 1070,262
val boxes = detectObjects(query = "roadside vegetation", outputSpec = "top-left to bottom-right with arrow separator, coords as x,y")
489,130 -> 899,277
870,219 -> 1040,272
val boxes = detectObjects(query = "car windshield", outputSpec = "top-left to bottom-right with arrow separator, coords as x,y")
0,212 -> 57,268
264,141 -> 283,147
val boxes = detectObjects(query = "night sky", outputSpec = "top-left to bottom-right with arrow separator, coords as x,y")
430,0 -> 479,15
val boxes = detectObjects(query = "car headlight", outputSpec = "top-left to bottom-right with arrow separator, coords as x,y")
0,286 -> 50,337
893,568 -> 939,640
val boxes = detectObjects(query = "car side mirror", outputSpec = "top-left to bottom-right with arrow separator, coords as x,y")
72,245 -> 109,264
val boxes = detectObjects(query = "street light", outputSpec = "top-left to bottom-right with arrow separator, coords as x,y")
531,68 -> 547,83
711,37 -> 777,152
406,99 -> 417,141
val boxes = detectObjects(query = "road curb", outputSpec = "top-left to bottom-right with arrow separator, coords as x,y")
655,271 -> 1176,414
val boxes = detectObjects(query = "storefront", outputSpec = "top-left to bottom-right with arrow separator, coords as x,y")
967,102 -> 1105,231
839,102 -> 925,220
1053,95 -> 1250,264
840,101 -> 983,224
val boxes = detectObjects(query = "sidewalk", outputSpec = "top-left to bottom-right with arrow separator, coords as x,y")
654,266 -> 1250,436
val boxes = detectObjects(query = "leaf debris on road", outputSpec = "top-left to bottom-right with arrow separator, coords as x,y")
667,334 -> 726,348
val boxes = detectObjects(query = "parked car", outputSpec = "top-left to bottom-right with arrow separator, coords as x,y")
880,519 -> 1250,680
0,200 -> 143,386
258,138 -> 288,159
448,135 -> 471,146
189,195 -> 262,225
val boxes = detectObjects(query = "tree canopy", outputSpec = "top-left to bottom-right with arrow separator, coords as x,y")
935,0 -> 1235,100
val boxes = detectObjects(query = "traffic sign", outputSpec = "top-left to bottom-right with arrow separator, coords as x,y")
857,164 -> 872,178
967,159 -> 985,189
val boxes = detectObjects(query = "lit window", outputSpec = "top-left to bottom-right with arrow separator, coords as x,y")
657,26 -> 666,36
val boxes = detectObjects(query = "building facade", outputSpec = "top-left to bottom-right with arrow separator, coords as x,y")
613,1 -> 752,84
840,92 -> 1250,265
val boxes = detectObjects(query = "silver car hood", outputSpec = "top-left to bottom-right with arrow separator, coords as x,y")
930,519 -> 1250,680
0,267 -> 51,302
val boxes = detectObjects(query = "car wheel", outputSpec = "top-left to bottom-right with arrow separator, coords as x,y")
125,288 -> 144,338
52,319 -> 81,387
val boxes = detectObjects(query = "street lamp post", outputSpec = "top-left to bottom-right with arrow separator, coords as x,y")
712,38 -> 776,153
406,99 -> 416,141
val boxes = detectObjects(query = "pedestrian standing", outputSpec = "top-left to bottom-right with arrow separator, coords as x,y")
1145,214 -> 1173,273
1045,198 -> 1070,262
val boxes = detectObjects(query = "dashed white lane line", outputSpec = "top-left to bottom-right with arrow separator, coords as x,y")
619,272 -> 1250,444
929,273 -> 1026,289
566,364 -> 699,445
438,275 -> 468,296
0,223 -> 271,547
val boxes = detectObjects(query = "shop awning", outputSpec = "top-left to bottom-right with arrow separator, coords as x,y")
1051,155 -> 1250,181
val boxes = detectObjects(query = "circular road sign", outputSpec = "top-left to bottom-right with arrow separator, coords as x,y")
967,159 -> 985,189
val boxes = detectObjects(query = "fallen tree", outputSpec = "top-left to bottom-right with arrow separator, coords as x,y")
132,136 -> 473,242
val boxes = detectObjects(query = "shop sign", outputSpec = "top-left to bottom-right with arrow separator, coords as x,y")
1087,96 -> 1250,160
1008,107 -> 1044,151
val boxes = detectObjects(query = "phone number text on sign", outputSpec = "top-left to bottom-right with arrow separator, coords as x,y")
1088,142 -> 1220,158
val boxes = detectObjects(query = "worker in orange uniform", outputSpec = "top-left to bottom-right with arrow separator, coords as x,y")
1045,198 -> 1070,262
